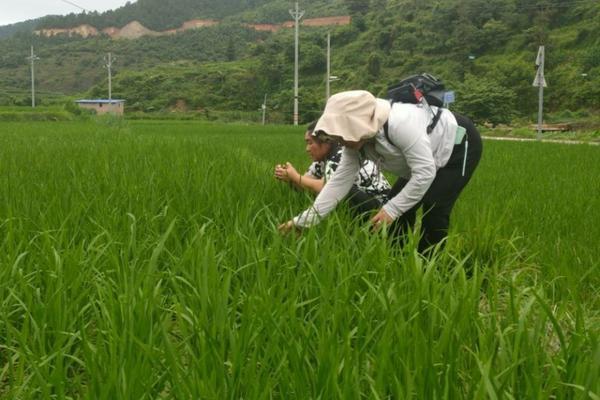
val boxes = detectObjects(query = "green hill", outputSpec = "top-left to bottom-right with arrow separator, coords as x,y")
0,20 -> 41,39
34,0 -> 346,30
0,0 -> 599,125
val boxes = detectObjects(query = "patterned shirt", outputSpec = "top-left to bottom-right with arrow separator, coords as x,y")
306,147 -> 391,203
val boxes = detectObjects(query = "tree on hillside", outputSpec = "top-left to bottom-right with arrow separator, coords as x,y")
366,52 -> 382,78
300,43 -> 326,73
344,0 -> 369,15
226,37 -> 236,61
455,75 -> 516,125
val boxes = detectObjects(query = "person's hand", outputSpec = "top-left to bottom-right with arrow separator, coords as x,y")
274,162 -> 300,184
274,163 -> 287,181
371,209 -> 393,231
278,220 -> 301,236
283,162 -> 300,184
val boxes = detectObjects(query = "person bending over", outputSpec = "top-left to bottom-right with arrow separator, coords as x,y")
279,91 -> 482,253
274,121 -> 391,217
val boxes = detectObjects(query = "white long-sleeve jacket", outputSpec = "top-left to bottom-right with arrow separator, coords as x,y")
293,102 -> 458,227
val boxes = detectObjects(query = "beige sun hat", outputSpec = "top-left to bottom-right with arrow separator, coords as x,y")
314,90 -> 391,142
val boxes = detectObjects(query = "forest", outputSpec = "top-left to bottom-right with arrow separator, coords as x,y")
0,0 -> 598,125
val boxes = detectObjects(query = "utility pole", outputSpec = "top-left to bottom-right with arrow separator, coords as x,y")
289,1 -> 304,126
533,45 -> 547,141
104,53 -> 115,100
26,46 -> 40,108
326,32 -> 331,101
262,94 -> 267,125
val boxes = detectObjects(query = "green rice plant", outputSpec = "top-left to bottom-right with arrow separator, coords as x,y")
0,120 -> 598,399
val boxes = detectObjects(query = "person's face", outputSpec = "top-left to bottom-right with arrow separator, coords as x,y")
305,132 -> 331,161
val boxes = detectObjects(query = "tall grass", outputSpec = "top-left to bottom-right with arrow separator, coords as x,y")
0,120 -> 598,398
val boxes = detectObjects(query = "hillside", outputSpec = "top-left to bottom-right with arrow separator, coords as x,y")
0,20 -> 41,39
32,16 -> 350,40
0,0 -> 599,125
34,0 -> 346,31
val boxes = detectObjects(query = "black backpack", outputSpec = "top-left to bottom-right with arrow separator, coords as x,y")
386,73 -> 446,107
384,73 -> 446,136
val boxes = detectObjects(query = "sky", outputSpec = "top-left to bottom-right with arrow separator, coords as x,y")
0,0 -> 134,26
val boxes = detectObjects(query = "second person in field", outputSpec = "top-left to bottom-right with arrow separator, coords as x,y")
274,121 -> 391,218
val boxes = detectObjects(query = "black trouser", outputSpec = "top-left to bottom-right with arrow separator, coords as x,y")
346,185 -> 385,220
389,113 -> 483,252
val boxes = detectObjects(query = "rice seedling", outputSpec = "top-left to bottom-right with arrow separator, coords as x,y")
0,120 -> 598,398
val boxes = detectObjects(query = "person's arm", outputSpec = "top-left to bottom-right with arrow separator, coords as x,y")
291,147 -> 360,228
298,174 -> 325,193
382,135 -> 436,220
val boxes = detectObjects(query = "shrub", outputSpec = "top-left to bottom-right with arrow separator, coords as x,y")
454,74 -> 516,125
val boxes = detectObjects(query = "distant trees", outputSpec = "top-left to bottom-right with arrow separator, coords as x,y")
35,0 -> 328,31
1,0 -> 598,119
343,0 -> 369,16
366,53 -> 382,78
455,75 -> 516,125
300,43 -> 326,73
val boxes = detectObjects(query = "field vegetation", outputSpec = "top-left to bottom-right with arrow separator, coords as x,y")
0,120 -> 598,398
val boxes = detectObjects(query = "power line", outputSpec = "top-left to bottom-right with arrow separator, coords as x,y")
59,0 -> 89,12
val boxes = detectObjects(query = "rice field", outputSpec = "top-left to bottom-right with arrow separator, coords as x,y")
0,119 -> 598,399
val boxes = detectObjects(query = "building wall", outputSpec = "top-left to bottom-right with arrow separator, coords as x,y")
77,102 -> 124,116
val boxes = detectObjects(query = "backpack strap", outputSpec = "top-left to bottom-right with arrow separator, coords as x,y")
383,120 -> 393,146
383,107 -> 444,148
427,107 -> 443,134
383,119 -> 405,148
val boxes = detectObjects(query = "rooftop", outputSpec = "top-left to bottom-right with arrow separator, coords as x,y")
75,99 -> 126,104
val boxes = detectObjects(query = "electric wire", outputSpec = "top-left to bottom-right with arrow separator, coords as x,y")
58,0 -> 89,12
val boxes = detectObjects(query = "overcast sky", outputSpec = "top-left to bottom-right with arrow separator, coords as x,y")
0,0 -> 134,26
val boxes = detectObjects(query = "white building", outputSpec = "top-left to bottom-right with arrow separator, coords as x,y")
75,99 -> 125,115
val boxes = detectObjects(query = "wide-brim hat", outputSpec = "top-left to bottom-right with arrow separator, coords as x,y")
314,90 -> 391,142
